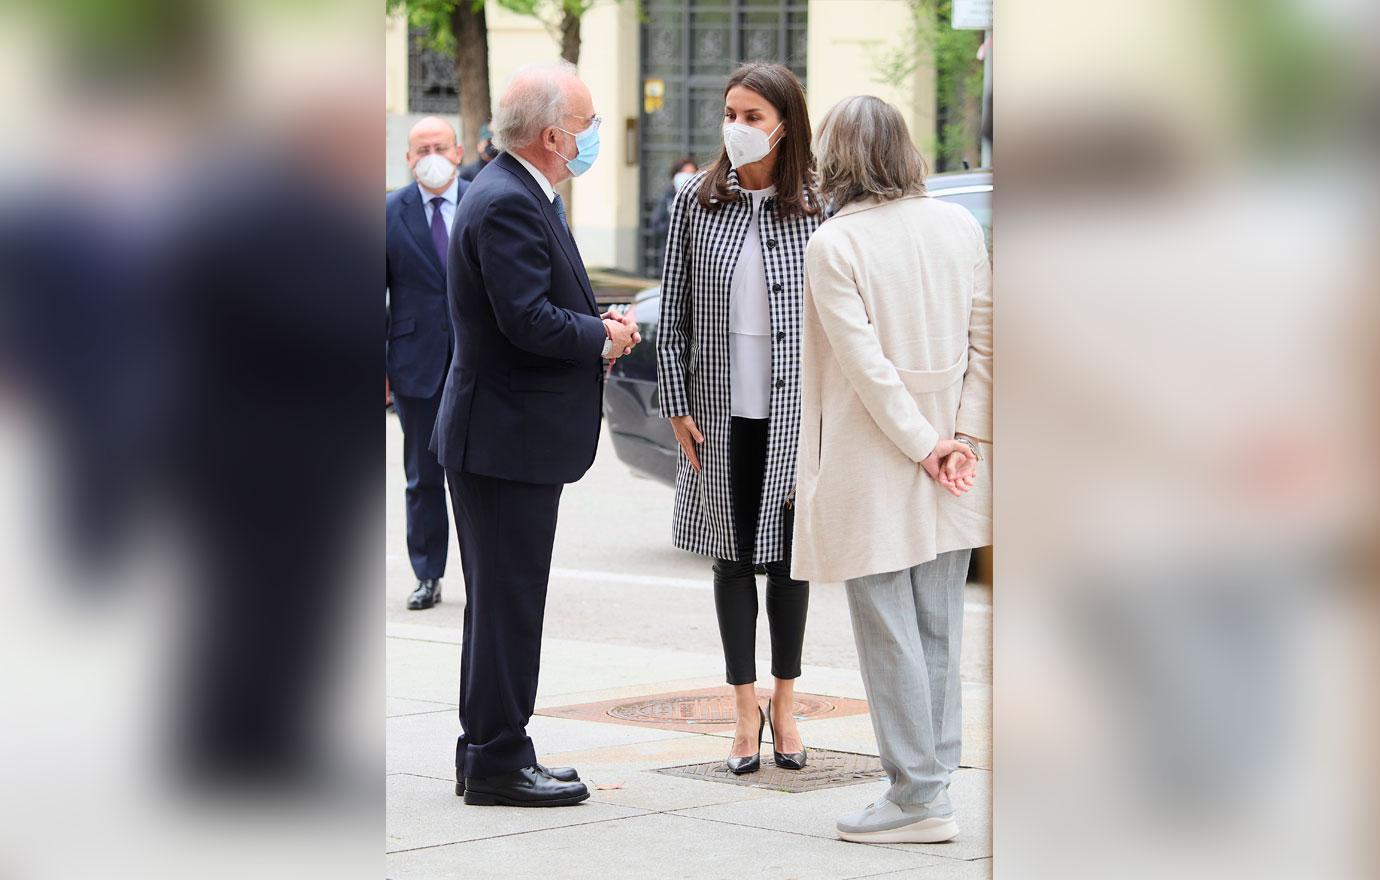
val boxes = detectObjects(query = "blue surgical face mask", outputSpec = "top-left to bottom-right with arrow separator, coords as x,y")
555,118 -> 601,177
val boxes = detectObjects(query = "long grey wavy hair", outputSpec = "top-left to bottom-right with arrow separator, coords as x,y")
815,95 -> 927,214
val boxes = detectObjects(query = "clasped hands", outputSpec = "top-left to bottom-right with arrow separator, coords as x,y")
670,413 -> 981,500
921,437 -> 980,498
601,309 -> 641,363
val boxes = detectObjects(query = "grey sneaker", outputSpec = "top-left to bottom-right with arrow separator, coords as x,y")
836,793 -> 959,844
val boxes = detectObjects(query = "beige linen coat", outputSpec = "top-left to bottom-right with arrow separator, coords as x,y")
790,194 -> 992,583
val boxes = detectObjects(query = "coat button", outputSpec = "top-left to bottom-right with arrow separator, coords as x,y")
766,238 -> 777,249
775,378 -> 785,389
776,331 -> 786,342
772,283 -> 783,293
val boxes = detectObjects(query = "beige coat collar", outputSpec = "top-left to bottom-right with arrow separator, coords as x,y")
830,192 -> 928,220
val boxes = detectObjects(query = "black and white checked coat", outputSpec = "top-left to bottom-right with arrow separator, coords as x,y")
656,169 -> 821,564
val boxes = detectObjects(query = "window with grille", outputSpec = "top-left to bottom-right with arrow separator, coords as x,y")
639,1 -> 808,276
408,27 -> 459,114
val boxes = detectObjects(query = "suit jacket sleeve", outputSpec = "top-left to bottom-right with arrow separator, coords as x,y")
476,192 -> 606,361
955,216 -> 992,443
804,235 -> 939,464
656,177 -> 695,418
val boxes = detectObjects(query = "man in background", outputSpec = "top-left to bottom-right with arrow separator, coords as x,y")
458,121 -> 499,182
386,116 -> 468,610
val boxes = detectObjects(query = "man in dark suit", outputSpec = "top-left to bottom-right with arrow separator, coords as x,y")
387,116 -> 470,610
431,63 -> 639,807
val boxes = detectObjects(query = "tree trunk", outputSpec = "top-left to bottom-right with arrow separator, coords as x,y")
452,0 -> 491,163
554,7 -> 582,222
559,7 -> 581,65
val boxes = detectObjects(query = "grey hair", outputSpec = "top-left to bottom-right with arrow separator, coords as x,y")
492,61 -> 579,151
815,95 -> 927,212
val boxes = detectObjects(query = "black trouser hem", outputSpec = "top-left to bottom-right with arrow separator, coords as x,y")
714,417 -> 809,688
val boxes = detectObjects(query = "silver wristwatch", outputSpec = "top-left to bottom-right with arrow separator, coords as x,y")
601,335 -> 615,359
955,435 -> 982,461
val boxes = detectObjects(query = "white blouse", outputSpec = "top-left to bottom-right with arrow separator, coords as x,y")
728,185 -> 776,419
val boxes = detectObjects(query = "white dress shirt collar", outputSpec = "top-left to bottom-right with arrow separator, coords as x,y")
416,174 -> 460,207
510,152 -> 557,204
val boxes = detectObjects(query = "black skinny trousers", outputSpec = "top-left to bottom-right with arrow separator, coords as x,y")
714,417 -> 810,686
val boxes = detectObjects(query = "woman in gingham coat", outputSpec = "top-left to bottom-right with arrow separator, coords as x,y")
656,62 -> 821,775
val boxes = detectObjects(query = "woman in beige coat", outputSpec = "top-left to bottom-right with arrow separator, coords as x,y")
791,96 -> 992,845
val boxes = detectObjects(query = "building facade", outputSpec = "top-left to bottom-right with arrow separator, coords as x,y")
385,0 -> 935,277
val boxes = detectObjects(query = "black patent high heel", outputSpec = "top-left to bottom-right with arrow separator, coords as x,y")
726,705 -> 765,775
767,698 -> 808,770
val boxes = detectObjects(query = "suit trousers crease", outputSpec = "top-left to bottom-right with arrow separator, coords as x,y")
447,468 -> 563,779
392,387 -> 448,581
713,416 -> 809,686
845,548 -> 970,807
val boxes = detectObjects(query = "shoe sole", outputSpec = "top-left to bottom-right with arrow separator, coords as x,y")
455,776 -> 581,796
837,817 -> 959,844
462,789 -> 590,807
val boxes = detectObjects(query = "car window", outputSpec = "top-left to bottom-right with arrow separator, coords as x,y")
933,189 -> 991,250
632,294 -> 659,328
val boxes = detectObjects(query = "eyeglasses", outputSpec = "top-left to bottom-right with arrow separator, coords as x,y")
560,113 -> 602,134
412,144 -> 457,157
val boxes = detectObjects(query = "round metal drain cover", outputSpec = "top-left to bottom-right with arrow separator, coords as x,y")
608,693 -> 835,725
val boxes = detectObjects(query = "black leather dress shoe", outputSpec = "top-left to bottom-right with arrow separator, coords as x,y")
407,578 -> 441,610
462,765 -> 589,807
726,706 -> 765,775
455,762 -> 579,795
767,698 -> 808,770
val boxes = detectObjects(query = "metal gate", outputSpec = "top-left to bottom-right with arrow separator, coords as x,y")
638,0 -> 808,277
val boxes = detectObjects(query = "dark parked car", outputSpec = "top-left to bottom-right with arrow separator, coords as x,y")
604,170 -> 992,486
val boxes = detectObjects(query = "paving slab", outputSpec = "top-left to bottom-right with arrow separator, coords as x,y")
852,858 -> 991,879
534,675 -> 726,709
534,636 -> 728,697
386,636 -> 461,705
386,772 -> 648,854
959,683 -> 991,771
790,683 -> 990,771
539,735 -> 793,812
387,629 -> 721,707
386,810 -> 952,880
388,705 -> 696,780
387,697 -> 455,718
673,767 -> 991,862
791,712 -> 883,756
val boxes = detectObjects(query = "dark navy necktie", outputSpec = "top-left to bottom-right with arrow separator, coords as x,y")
553,194 -> 570,234
429,196 -> 448,268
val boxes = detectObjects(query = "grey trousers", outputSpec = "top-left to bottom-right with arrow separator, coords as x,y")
845,548 -> 971,807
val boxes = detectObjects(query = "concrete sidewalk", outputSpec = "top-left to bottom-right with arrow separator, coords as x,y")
385,415 -> 990,879
386,626 -> 990,879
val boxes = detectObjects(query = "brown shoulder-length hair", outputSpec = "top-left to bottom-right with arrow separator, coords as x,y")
696,62 -> 820,219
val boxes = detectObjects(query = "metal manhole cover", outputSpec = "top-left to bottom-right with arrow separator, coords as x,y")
608,693 -> 836,725
654,748 -> 886,793
537,688 -> 869,735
